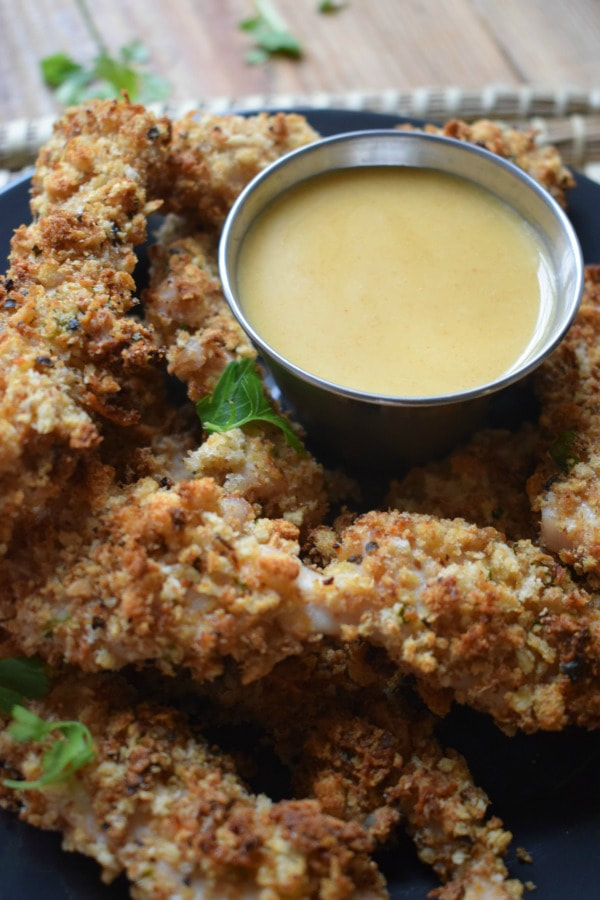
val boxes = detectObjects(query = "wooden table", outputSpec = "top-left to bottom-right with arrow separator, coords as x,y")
2,0 -> 600,123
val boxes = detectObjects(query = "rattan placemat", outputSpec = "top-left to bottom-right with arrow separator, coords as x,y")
2,87 -> 600,186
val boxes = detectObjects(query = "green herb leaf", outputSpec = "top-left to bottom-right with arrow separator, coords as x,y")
40,53 -> 83,87
549,430 -> 580,473
318,0 -> 346,11
3,706 -> 95,790
94,52 -> 139,97
197,359 -> 303,451
137,72 -> 172,104
54,69 -> 92,106
120,39 -> 149,64
0,658 -> 48,704
239,0 -> 303,62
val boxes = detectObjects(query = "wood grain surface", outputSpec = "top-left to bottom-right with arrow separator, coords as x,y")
1,0 -> 600,122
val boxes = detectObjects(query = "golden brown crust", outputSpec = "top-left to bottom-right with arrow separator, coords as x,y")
386,425 -> 538,541
160,112 -> 320,228
0,672 -> 385,899
399,118 -> 574,208
527,266 -> 600,582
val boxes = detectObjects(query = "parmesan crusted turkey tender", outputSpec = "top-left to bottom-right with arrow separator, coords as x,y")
0,672 -> 385,900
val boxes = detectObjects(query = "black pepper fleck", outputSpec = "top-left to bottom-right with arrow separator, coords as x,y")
66,317 -> 80,331
348,554 -> 363,564
560,654 -> 586,683
92,616 -> 106,630
147,125 -> 160,140
35,356 -> 53,367
365,541 -> 378,554
3,299 -> 16,309
4,278 -> 13,291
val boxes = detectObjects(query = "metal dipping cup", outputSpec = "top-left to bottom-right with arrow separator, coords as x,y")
219,130 -> 584,472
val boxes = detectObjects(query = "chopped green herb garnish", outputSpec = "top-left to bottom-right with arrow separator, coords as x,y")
40,1 -> 170,104
549,430 -> 580,473
0,657 -> 94,789
239,0 -> 303,64
318,0 -> 346,11
3,706 -> 95,790
196,359 -> 303,451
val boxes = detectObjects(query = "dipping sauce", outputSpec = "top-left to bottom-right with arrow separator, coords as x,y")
237,166 -> 555,397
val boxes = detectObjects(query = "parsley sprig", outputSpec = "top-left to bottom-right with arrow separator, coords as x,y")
40,0 -> 170,105
240,0 -> 303,65
0,657 -> 95,790
196,358 -> 303,451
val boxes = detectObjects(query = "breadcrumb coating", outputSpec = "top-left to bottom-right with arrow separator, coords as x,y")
160,112 -> 320,228
143,231 -> 256,401
202,643 -> 522,899
0,673 -> 385,899
386,425 -> 538,541
528,266 -> 600,584
0,99 -> 170,553
312,512 -> 600,733
399,118 -> 574,208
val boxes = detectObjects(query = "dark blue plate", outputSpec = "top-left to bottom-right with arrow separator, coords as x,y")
1,110 -> 599,900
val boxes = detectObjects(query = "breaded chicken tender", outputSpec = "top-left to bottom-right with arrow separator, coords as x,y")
528,266 -> 600,584
186,427 -> 328,533
161,112 -> 320,228
7,482 -> 600,735
144,231 -> 328,531
0,100 -> 171,553
3,477 -> 312,684
311,512 -> 600,733
386,425 -> 538,541
204,643 -> 522,899
0,673 -> 384,899
400,118 -> 574,208
143,231 -> 255,400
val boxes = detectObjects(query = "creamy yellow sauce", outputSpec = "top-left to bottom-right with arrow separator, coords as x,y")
238,167 -> 555,397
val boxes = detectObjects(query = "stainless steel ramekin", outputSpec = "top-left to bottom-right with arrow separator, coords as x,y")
219,129 -> 584,471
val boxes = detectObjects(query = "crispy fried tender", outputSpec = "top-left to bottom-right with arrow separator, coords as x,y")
143,231 -> 256,400
186,427 -> 328,532
386,425 -> 539,541
7,488 -> 600,735
311,512 -> 600,733
0,672 -> 385,900
400,118 -> 574,208
206,643 -> 522,899
160,112 -> 320,228
0,100 -> 171,553
144,231 -> 328,531
527,266 -> 600,583
3,477 -> 312,684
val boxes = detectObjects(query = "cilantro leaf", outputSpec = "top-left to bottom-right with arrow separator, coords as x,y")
40,0 -> 170,106
3,706 -> 95,790
40,53 -> 82,87
196,359 -> 303,451
239,0 -> 302,63
94,51 -> 139,97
